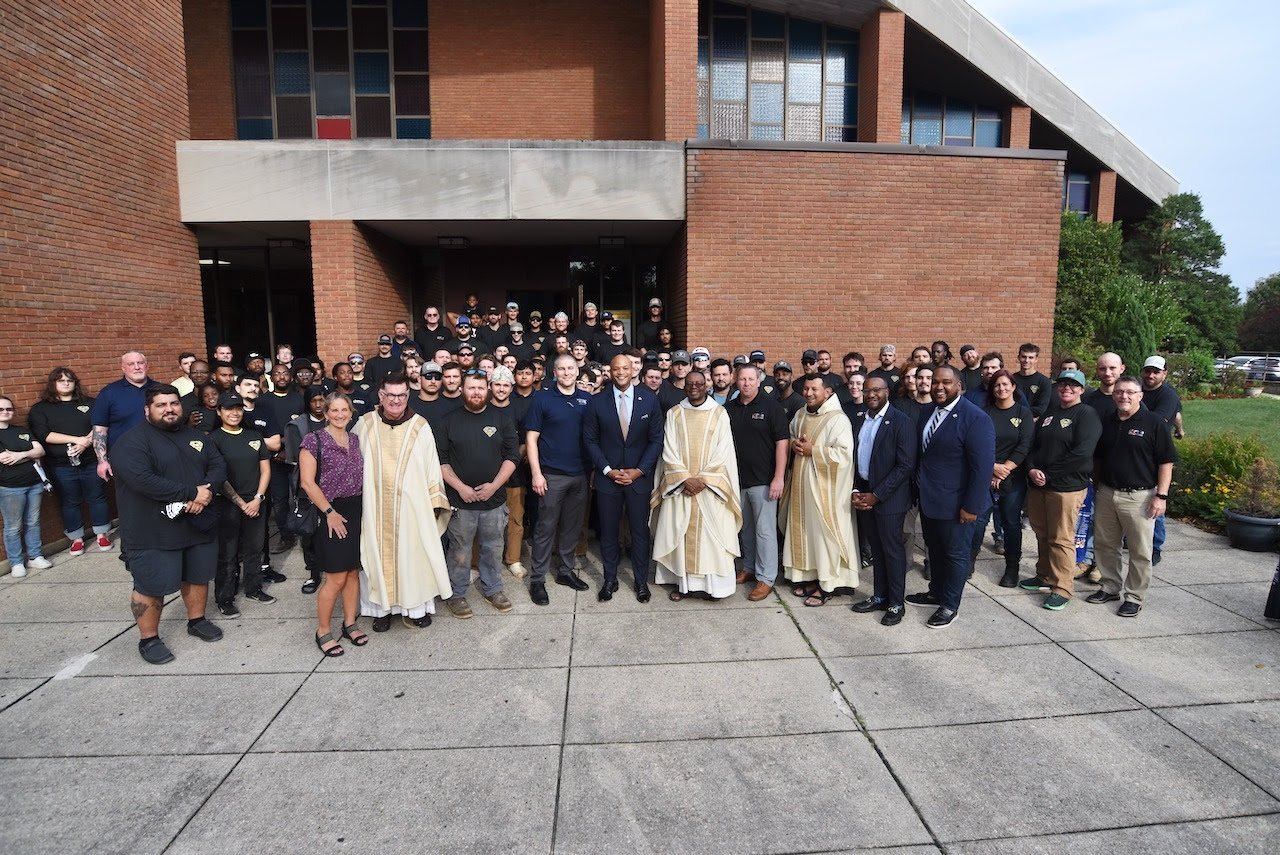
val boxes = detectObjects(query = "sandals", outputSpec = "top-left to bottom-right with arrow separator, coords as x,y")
668,589 -> 684,602
301,578 -> 319,594
341,623 -> 369,646
315,631 -> 344,657
791,581 -> 819,599
372,615 -> 392,633
803,588 -> 835,607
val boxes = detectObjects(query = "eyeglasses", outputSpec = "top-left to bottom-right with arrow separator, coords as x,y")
0,407 -> 13,412
349,359 -> 364,365
380,392 -> 409,400
465,369 -> 488,378
423,373 -> 443,380
1113,389 -> 1142,397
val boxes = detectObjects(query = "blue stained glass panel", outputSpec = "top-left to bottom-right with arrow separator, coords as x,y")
698,39 -> 709,80
824,85 -> 855,126
750,39 -> 783,82
397,117 -> 431,139
825,42 -> 857,84
750,123 -> 783,141
238,118 -> 274,140
712,59 -> 746,101
912,117 -> 941,145
310,0 -> 347,27
913,93 -> 942,118
354,52 -> 390,94
315,72 -> 350,115
392,0 -> 428,28
231,0 -> 267,28
828,26 -> 858,42
825,125 -> 858,142
788,18 -> 822,61
750,9 -> 784,39
273,51 -> 310,95
1067,181 -> 1090,213
977,105 -> 1002,121
697,123 -> 709,138
698,80 -> 709,121
713,17 -> 747,59
944,102 -> 973,138
787,62 -> 821,104
975,120 -> 1002,148
750,82 -> 783,123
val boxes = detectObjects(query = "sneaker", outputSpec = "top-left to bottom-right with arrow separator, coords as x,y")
186,618 -> 223,642
245,590 -> 277,604
1151,549 -> 1162,567
1117,601 -> 1142,618
905,592 -> 941,608
1086,590 -> 1120,605
926,608 -> 957,628
97,534 -> 113,551
10,563 -> 26,578
138,636 -> 175,665
1043,593 -> 1070,611
1073,561 -> 1094,580
507,562 -> 528,579
263,570 -> 287,584
69,539 -> 85,557
1086,566 -> 1102,583
992,540 -> 1005,556
217,601 -> 241,617
1019,577 -> 1050,592
28,556 -> 53,570
485,591 -> 514,613
446,597 -> 473,619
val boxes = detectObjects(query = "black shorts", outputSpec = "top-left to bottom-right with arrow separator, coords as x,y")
129,540 -> 217,597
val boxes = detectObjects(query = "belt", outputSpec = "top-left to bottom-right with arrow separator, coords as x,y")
1111,485 -> 1155,492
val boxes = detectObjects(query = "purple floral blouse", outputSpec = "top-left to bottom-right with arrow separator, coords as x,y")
301,429 -> 362,499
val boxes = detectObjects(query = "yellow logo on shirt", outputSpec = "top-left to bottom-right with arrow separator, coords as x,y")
77,406 -> 89,413
189,440 -> 204,451
483,426 -> 497,437
1010,418 -> 1022,427
249,440 -> 261,450
1059,418 -> 1072,429
18,433 -> 29,441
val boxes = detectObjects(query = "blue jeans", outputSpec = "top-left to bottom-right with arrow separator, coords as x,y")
972,480 -> 1027,570
1153,514 -> 1166,551
46,464 -> 111,540
447,506 -> 507,598
0,483 -> 45,566
921,514 -> 977,613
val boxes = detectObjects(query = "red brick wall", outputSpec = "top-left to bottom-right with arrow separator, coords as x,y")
310,221 -> 413,370
430,0 -> 651,140
857,10 -> 905,144
650,0 -> 698,141
1006,105 -> 1031,149
681,148 -> 1063,365
184,0 -> 235,140
1,1 -> 200,555
1093,170 -> 1117,223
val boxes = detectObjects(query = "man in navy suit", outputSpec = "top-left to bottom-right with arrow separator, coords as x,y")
907,365 -> 996,628
582,354 -> 665,602
848,376 -> 918,626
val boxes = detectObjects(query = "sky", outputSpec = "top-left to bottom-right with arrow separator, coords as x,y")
965,0 -> 1279,297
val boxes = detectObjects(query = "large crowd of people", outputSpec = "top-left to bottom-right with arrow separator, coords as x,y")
0,295 -> 1181,663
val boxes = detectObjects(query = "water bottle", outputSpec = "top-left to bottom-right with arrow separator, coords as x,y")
68,443 -> 82,466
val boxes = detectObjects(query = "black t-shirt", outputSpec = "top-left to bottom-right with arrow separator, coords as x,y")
841,400 -> 869,423
476,325 -> 507,352
240,405 -> 282,441
960,366 -> 983,394
984,402 -> 1035,484
436,406 -> 519,510
1095,407 -> 1179,490
1083,387 -> 1118,422
0,424 -> 41,487
506,339 -> 535,362
726,393 -> 790,488
1142,382 -> 1181,424
490,395 -> 533,487
1015,371 -> 1053,418
867,367 -> 901,391
261,388 -> 304,425
659,379 -> 685,412
335,385 -> 375,417
28,398 -> 97,466
365,355 -> 400,381
445,334 -> 480,354
211,427 -> 270,498
595,339 -> 629,364
410,395 -> 465,440
1027,403 -> 1103,492
636,319 -> 663,350
414,324 -> 452,355
890,395 -> 925,425
776,389 -> 804,422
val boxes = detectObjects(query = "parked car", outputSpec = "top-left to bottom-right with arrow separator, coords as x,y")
1246,358 -> 1280,383
1214,358 -> 1233,378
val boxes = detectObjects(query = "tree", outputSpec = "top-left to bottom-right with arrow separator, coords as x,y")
1055,211 -> 1121,346
1239,271 -> 1280,351
1123,192 -> 1240,354
1097,273 -> 1158,372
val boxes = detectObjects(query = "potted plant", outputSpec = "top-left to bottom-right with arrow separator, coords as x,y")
1223,458 -> 1280,551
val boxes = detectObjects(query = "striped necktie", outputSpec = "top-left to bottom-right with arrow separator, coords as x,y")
923,406 -> 946,451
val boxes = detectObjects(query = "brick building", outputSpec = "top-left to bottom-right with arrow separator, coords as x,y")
2,0 -> 1174,552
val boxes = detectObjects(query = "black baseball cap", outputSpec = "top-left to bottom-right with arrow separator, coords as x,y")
801,349 -> 819,362
217,392 -> 244,408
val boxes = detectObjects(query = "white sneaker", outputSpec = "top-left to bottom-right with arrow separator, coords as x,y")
507,562 -> 528,578
28,556 -> 53,570
10,564 -> 26,578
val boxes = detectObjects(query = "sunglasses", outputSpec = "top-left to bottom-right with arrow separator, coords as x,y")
465,369 -> 488,378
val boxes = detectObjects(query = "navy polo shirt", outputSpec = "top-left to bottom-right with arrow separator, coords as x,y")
89,376 -> 158,449
524,386 -> 590,475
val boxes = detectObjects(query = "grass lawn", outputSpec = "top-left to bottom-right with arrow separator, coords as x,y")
1181,395 -> 1280,463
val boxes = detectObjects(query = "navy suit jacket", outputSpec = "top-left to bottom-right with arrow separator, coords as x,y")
582,385 -> 664,491
916,395 -> 996,520
849,406 -> 917,516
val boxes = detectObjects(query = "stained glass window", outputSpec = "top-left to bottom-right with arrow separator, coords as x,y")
901,94 -> 1005,148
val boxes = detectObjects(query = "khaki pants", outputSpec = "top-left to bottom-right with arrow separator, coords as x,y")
1094,485 -> 1155,604
1027,487 -> 1087,598
504,486 -> 526,566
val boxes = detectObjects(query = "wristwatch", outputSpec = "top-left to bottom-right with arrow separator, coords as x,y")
324,506 -> 336,515
1155,492 -> 1169,500
253,493 -> 266,500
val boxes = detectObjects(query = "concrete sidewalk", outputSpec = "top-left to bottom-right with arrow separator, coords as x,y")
1,519 -> 1278,853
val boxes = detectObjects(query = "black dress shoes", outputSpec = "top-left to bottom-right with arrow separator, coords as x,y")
635,583 -> 651,603
881,605 -> 904,626
598,586 -> 613,602
555,571 -> 590,591
851,596 -> 888,614
530,582 -> 550,606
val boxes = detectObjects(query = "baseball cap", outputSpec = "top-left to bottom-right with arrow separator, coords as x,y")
456,316 -> 471,326
733,355 -> 749,366
643,351 -> 659,364
584,302 -> 598,312
217,391 -> 244,408
378,334 -> 392,344
880,344 -> 896,354
1055,369 -> 1087,387
457,343 -> 476,354
347,353 -> 364,363
553,311 -> 569,321
601,311 -> 614,321
487,306 -> 499,314
506,301 -> 519,310
648,297 -> 662,307
291,358 -> 313,369
671,350 -> 691,364
530,311 -> 542,320
490,366 -> 514,384
960,344 -> 976,355
801,349 -> 819,362
1143,355 -> 1167,371
422,362 -> 443,377
509,322 -> 524,333
774,361 -> 793,373
692,347 -> 710,360
750,350 -> 766,362
246,352 -> 262,361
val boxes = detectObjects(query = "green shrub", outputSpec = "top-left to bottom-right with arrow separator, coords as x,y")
1167,348 -> 1216,389
1214,366 -> 1247,398
1170,431 -> 1269,526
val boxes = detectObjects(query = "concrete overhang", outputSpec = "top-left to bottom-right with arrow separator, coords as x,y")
887,0 -> 1178,203
176,139 -> 686,224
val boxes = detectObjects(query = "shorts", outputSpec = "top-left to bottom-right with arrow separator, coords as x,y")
129,540 -> 218,597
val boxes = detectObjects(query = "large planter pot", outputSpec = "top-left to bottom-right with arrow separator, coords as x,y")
1224,508 -> 1280,551
1245,386 -> 1264,398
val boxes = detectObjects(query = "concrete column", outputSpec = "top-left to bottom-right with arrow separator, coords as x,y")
1005,105 -> 1031,149
856,10 -> 905,144
1092,170 -> 1117,223
310,221 -> 413,368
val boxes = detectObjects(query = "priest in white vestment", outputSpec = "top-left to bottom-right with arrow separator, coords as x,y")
355,376 -> 452,627
652,372 -> 742,600
780,374 -> 860,605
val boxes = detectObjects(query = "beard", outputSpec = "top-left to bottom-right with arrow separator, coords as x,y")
148,412 -> 182,432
